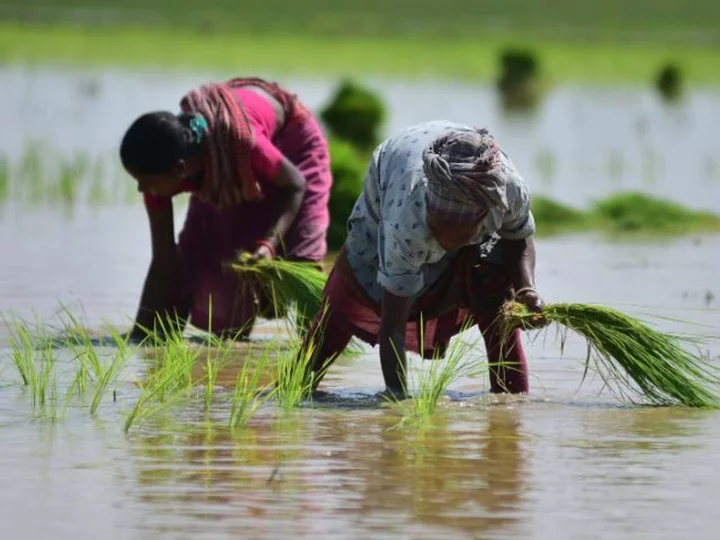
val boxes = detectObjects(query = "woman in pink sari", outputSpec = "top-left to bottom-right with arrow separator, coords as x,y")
120,77 -> 332,340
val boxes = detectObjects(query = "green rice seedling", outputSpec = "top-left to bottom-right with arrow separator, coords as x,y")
20,142 -> 44,204
228,253 -> 328,326
5,315 -> 58,415
124,325 -> 202,432
56,154 -> 85,207
410,324 -> 479,421
57,309 -> 105,397
199,332 -> 239,413
4,314 -> 67,419
392,317 -> 480,429
29,340 -> 63,420
273,308 -> 329,412
203,345 -> 219,413
36,345 -> 54,410
502,301 -> 720,408
229,351 -> 275,429
273,341 -> 315,412
199,300 -> 235,413
0,155 -> 9,203
7,318 -> 36,387
69,348 -> 93,398
89,326 -> 133,415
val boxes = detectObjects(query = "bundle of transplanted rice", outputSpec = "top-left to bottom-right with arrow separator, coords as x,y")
502,301 -> 720,408
229,253 -> 328,325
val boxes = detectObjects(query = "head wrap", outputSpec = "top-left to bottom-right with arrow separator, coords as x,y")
422,128 -> 509,222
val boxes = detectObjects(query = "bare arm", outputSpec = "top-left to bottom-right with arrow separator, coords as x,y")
504,236 -> 536,292
504,235 -> 543,313
255,157 -> 307,254
129,204 -> 185,340
379,289 -> 413,393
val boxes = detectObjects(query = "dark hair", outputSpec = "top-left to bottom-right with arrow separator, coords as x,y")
119,111 -> 196,174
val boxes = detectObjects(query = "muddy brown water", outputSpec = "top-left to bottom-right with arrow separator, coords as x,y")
1,67 -> 720,538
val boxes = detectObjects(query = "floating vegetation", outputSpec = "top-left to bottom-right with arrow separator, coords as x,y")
502,301 -> 720,408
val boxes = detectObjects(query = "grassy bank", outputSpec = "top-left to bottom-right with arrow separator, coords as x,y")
1,23 -> 719,84
532,193 -> 720,236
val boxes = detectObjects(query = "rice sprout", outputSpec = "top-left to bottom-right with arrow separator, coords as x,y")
228,254 -> 327,327
501,301 -> 720,408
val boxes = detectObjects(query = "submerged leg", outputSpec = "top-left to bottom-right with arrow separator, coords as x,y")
301,303 -> 354,387
478,318 -> 529,394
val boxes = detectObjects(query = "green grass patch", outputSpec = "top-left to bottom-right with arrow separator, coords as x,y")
533,192 -> 720,237
2,23 -> 720,84
502,301 -> 720,407
591,192 -> 720,234
532,196 -> 593,235
3,0 -> 720,44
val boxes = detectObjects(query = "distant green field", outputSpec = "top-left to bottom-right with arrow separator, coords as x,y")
2,0 -> 720,42
1,1 -> 719,83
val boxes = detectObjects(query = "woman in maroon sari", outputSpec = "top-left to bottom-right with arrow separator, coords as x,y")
120,77 -> 332,340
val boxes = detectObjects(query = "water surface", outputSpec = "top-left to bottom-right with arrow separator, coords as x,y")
1,66 -> 720,539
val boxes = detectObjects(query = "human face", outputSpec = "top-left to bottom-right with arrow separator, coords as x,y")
130,170 -> 181,197
127,157 -> 201,197
426,210 -> 486,251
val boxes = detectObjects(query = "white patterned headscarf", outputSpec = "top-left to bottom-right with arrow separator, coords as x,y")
422,128 -> 509,222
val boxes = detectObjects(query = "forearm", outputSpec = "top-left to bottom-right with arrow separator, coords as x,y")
505,236 -> 537,290
131,257 -> 181,338
264,187 -> 305,249
379,325 -> 407,392
379,289 -> 412,392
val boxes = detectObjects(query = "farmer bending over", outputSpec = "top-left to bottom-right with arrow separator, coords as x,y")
120,77 -> 332,340
302,120 -> 543,395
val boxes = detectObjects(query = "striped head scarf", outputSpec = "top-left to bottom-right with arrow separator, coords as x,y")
179,77 -> 310,209
422,128 -> 509,222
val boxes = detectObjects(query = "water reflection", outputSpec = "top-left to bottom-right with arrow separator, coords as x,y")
126,405 -> 528,537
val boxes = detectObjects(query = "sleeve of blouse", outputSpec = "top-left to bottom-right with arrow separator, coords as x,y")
250,133 -> 284,179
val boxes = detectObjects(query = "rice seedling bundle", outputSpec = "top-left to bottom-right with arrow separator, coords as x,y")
228,254 -> 328,324
502,301 -> 720,408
